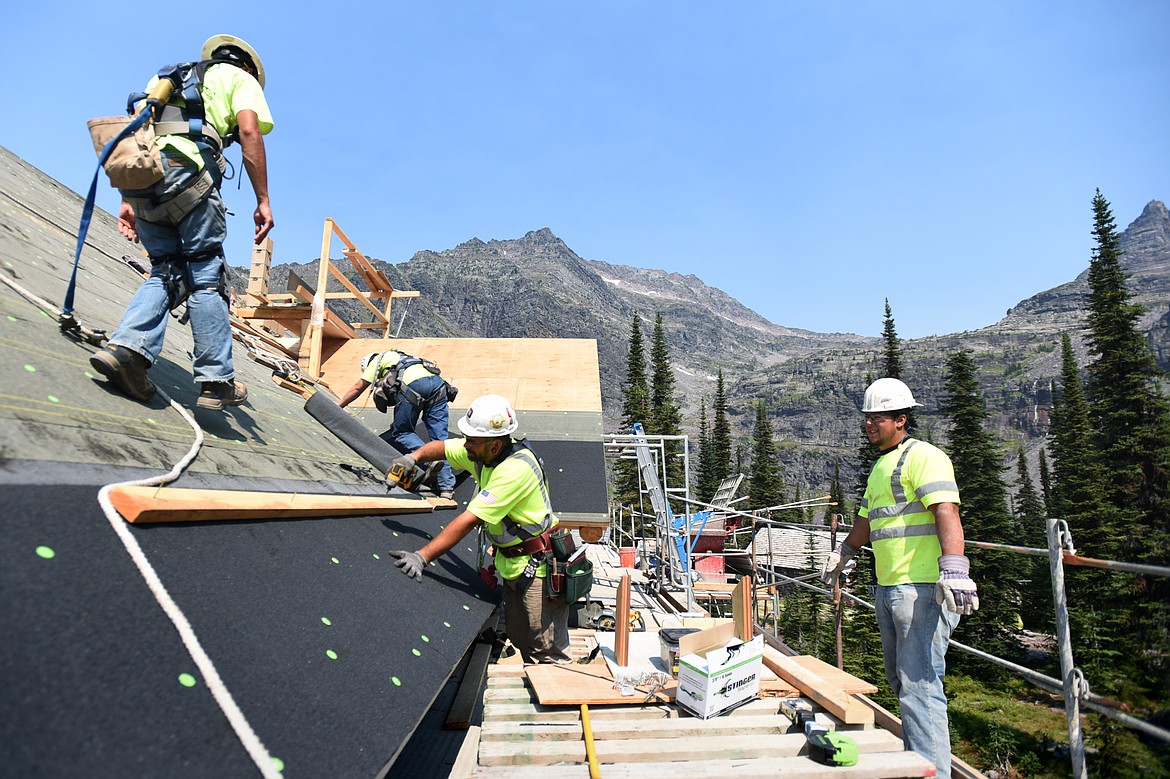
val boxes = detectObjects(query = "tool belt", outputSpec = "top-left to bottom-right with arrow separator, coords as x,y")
544,528 -> 594,604
495,527 -> 554,558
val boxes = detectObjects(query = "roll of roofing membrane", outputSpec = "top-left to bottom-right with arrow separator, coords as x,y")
304,392 -> 402,476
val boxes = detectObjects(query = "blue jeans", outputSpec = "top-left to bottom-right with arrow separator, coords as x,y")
875,583 -> 960,778
391,375 -> 455,490
109,146 -> 234,383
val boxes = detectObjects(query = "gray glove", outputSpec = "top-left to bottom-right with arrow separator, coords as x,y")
388,550 -> 426,582
821,542 -> 858,587
936,554 -> 979,615
386,454 -> 418,487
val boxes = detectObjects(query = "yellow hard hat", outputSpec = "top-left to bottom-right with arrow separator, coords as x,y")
202,34 -> 265,88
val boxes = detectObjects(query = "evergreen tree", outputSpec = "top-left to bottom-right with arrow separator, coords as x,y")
712,369 -> 733,486
1015,449 -> 1052,632
940,350 -> 1024,668
1082,190 -> 1170,691
649,312 -> 685,499
1049,333 -> 1120,681
614,314 -> 650,510
696,398 -> 718,502
748,400 -> 784,510
829,460 -> 846,520
1037,447 -> 1053,518
854,371 -> 878,502
881,298 -> 903,378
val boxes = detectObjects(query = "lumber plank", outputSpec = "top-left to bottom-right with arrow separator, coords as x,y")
469,750 -> 936,778
791,655 -> 879,694
733,575 -> 753,641
445,641 -> 494,730
447,725 -> 481,779
615,573 -> 630,666
525,662 -> 674,706
107,485 -> 434,524
762,646 -> 874,725
477,728 -> 906,766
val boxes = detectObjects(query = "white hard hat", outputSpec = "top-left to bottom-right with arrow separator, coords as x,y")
458,394 -> 518,437
202,34 -> 266,88
862,378 -> 924,413
360,352 -> 380,372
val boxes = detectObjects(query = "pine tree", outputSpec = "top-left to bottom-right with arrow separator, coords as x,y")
748,400 -> 784,510
712,369 -> 732,486
1037,447 -> 1053,518
1015,449 -> 1052,632
614,314 -> 650,510
1082,189 -> 1170,691
940,350 -> 1025,668
1048,333 -> 1120,681
696,398 -> 718,502
649,312 -> 685,500
881,298 -> 903,378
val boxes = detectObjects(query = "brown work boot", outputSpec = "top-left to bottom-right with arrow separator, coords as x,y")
89,346 -> 156,401
196,380 -> 248,410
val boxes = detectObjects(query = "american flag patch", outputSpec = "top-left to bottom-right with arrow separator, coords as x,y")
478,490 -> 498,505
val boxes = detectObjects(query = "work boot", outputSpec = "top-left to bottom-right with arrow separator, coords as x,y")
90,346 -> 156,401
439,490 -> 455,500
197,380 -> 248,410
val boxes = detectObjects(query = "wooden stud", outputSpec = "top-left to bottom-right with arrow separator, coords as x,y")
732,575 -> 753,642
615,573 -> 631,667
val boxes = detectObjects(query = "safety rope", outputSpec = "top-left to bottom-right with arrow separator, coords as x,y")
95,391 -> 282,779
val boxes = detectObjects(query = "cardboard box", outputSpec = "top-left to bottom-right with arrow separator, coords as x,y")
674,623 -> 764,719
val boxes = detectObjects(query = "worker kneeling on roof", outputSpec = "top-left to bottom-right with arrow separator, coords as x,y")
387,394 -> 571,664
338,349 -> 456,499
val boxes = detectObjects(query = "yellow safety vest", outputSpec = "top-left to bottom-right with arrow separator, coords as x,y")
859,437 -> 960,586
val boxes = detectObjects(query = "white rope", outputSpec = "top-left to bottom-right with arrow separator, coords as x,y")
96,390 -> 282,779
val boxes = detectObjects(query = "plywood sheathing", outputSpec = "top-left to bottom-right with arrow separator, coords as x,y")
318,337 -> 603,414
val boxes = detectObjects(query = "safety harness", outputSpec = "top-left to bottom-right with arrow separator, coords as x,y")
475,441 -> 557,582
371,354 -> 457,412
121,59 -> 235,228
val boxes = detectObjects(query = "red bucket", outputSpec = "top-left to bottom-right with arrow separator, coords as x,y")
618,547 -> 636,568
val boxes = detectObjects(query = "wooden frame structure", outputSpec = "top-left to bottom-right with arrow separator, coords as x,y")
233,218 -> 420,378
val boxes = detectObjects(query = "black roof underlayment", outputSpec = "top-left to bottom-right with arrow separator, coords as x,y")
0,145 -> 607,777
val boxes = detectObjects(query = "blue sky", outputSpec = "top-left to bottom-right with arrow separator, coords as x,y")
3,1 -> 1167,338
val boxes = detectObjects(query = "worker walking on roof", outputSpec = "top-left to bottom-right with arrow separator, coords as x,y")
386,394 -> 571,664
821,378 -> 978,779
90,34 -> 274,411
338,349 -> 456,499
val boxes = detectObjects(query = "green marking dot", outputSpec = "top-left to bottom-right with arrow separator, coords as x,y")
443,621 -> 451,628
24,364 -> 35,373
373,553 -> 381,560
271,756 -> 284,772
178,673 -> 197,687
326,650 -> 338,660
35,546 -> 55,559
47,395 -> 60,403
321,617 -> 332,626
331,557 -> 340,564
6,315 -> 15,322
463,605 -> 470,611
392,531 -> 399,537
429,560 -> 437,567
391,676 -> 402,687
421,635 -> 430,643
411,648 -> 421,656
146,418 -> 157,425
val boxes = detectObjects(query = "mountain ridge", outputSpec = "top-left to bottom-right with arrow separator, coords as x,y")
260,199 -> 1168,494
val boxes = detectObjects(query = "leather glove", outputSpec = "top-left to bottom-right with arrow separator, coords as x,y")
386,454 -> 418,487
936,554 -> 979,615
388,550 -> 426,582
821,542 -> 858,587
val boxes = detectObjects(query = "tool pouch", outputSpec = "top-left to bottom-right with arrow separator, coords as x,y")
545,558 -> 566,600
561,556 -> 593,604
87,115 -> 165,190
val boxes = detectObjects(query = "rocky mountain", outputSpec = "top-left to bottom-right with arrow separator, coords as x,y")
256,200 -> 1169,497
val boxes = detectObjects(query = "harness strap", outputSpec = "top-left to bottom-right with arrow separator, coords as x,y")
123,166 -> 217,226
